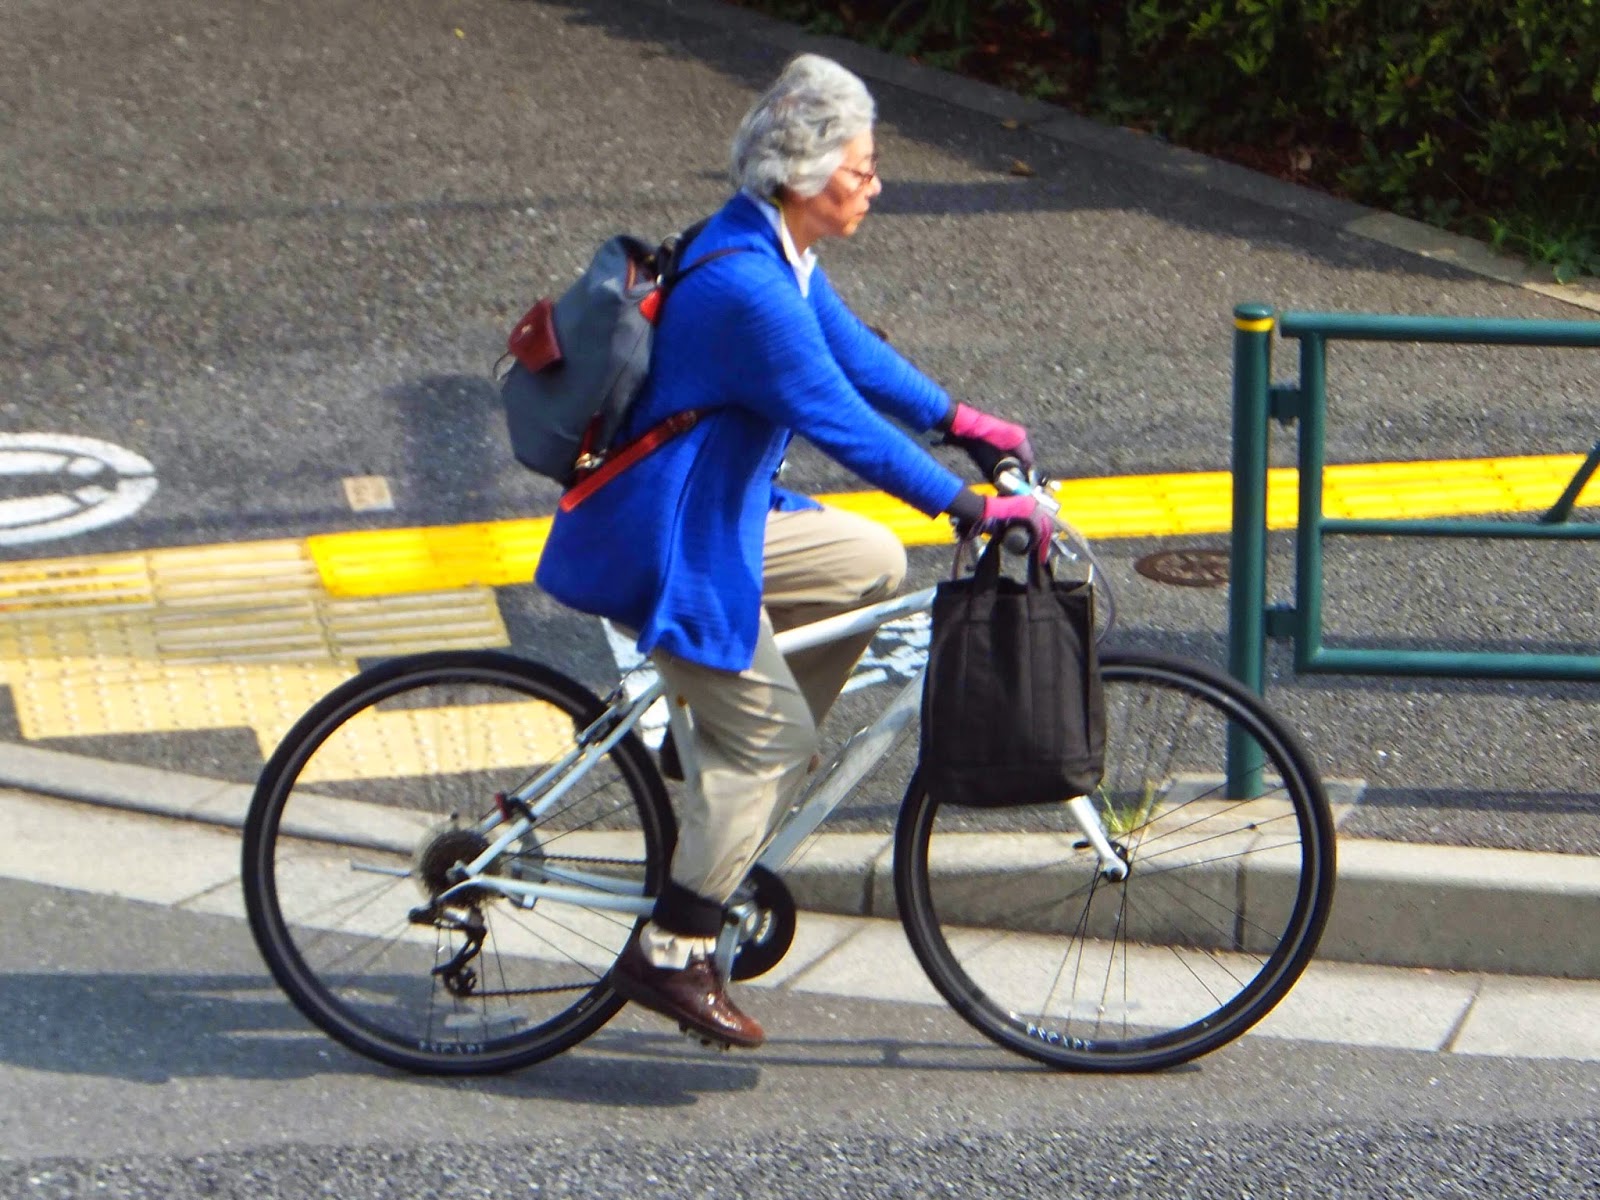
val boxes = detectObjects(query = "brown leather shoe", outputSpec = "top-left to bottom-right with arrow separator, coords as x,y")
608,936 -> 765,1048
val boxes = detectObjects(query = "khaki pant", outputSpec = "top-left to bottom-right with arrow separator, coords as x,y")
652,506 -> 906,912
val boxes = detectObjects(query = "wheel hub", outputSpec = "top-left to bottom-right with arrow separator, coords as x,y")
412,823 -> 492,898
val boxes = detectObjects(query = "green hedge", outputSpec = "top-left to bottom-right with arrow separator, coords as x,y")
1112,0 -> 1600,277
733,0 -> 1600,279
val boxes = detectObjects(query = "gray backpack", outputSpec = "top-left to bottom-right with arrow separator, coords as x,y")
499,221 -> 744,492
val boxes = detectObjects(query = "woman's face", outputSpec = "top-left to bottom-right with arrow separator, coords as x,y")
786,130 -> 882,247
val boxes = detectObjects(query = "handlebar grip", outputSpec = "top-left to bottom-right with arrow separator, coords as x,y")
1001,521 -> 1036,556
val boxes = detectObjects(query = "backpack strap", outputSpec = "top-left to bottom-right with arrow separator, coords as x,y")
640,245 -> 749,323
560,232 -> 754,508
559,409 -> 704,513
664,245 -> 748,288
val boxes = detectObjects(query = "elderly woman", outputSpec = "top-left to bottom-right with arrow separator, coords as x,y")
536,53 -> 1049,1048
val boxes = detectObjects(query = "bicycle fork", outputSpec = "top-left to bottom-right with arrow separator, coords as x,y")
1066,795 -> 1130,882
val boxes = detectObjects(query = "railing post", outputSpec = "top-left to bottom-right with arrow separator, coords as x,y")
1228,303 -> 1275,797
1293,334 -> 1327,672
1540,439 -> 1600,525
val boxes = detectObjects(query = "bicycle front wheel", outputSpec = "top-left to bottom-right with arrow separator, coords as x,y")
895,652 -> 1335,1072
242,650 -> 672,1074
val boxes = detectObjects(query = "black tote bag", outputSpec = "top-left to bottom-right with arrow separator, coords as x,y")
919,538 -> 1104,807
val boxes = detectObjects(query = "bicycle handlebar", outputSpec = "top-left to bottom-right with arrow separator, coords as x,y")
987,457 -> 1118,641
992,457 -> 1057,554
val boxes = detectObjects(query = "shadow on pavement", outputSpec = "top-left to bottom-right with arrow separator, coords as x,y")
0,968 -> 1062,1095
525,0 -> 1478,285
387,373 -> 557,524
585,1025 -> 1044,1076
0,970 -> 759,1104
0,971 -> 342,1085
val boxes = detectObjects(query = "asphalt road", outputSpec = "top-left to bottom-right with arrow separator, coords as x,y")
3,877 -> 1598,1196
7,0 -> 1597,547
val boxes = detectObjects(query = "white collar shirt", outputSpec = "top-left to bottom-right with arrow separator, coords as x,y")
745,189 -> 817,298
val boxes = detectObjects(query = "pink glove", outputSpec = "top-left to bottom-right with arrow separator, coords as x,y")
944,403 -> 1035,476
953,493 -> 1054,561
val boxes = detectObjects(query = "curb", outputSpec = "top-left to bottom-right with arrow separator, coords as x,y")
641,0 -> 1600,316
4,740 -> 1596,981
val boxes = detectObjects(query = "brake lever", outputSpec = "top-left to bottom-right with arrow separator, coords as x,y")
993,459 -> 1058,512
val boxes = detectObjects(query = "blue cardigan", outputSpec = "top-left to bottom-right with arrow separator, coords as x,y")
535,192 -> 965,671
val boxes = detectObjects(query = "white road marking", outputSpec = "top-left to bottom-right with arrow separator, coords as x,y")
342,475 -> 395,512
843,612 -> 929,693
0,433 -> 157,546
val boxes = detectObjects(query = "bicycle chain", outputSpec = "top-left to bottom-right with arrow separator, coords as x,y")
456,979 -> 597,999
530,851 -> 648,869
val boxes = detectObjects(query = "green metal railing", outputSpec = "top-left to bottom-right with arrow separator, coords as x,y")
1225,303 -> 1600,795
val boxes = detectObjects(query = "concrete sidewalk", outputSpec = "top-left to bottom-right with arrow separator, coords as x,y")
4,740 -> 1596,981
5,769 -> 1599,1066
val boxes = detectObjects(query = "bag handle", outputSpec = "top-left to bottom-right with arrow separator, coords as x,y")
949,528 -> 1053,587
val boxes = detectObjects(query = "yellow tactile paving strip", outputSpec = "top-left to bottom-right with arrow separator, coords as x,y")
1051,452 -> 1600,538
0,453 -> 1594,767
0,539 -> 508,763
297,701 -> 575,783
307,520 -> 553,598
307,452 -> 1600,596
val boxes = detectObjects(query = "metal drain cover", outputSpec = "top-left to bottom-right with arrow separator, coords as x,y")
1134,548 -> 1230,588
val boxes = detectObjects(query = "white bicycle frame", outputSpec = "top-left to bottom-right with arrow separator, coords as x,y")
422,468 -> 1127,961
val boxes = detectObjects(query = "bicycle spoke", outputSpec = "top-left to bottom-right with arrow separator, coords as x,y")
244,652 -> 671,1072
320,912 -> 430,996
1094,877 -> 1134,1043
492,905 -> 613,984
898,653 -> 1334,1070
1123,788 -> 1297,851
290,877 -> 417,962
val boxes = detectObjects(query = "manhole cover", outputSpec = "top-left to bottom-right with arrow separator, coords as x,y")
1134,548 -> 1230,588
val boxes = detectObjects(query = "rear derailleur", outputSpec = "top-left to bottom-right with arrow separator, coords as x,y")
408,901 -> 487,998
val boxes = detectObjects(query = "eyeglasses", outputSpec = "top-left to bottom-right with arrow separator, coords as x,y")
837,154 -> 880,192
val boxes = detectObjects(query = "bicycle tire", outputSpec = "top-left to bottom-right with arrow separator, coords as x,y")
894,651 -> 1335,1072
242,650 -> 672,1074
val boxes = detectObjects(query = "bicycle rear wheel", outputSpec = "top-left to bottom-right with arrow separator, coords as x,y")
242,650 -> 672,1074
895,652 -> 1335,1072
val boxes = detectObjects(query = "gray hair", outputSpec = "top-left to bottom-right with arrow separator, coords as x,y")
730,54 -> 876,200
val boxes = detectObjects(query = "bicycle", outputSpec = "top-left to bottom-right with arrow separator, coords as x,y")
241,463 -> 1337,1074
